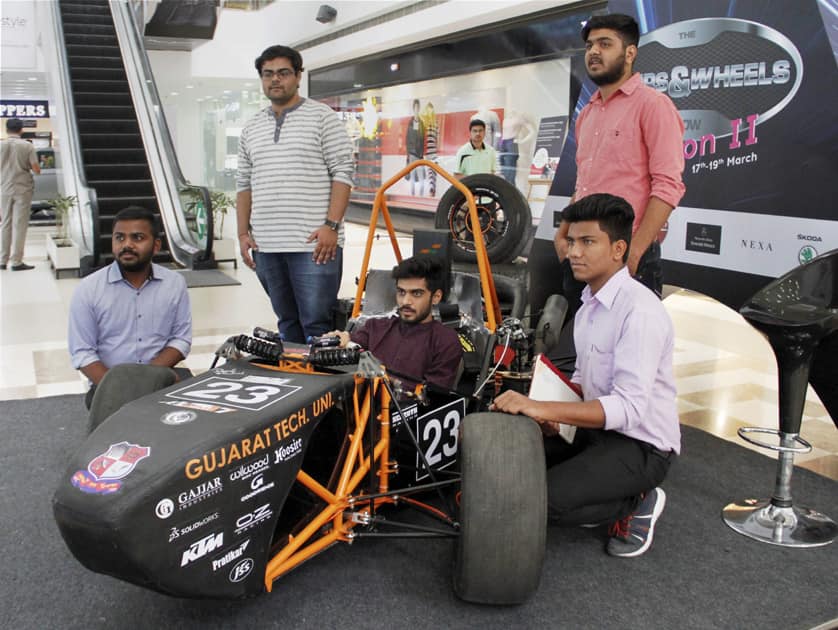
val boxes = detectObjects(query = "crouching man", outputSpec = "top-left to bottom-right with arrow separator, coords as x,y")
492,193 -> 679,557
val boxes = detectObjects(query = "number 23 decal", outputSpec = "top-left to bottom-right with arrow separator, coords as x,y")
167,377 -> 300,411
416,399 -> 465,479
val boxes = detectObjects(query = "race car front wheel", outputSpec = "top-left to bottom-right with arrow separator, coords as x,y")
454,412 -> 547,604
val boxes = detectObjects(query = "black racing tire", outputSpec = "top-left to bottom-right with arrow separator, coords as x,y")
454,411 -> 547,604
88,364 -> 177,433
435,174 -> 532,264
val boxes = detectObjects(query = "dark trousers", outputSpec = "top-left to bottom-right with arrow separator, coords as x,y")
544,428 -> 673,526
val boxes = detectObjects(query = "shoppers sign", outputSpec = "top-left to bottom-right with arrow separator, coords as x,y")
0,100 -> 49,118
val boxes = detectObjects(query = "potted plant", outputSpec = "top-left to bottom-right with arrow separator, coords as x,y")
209,189 -> 237,266
45,193 -> 81,277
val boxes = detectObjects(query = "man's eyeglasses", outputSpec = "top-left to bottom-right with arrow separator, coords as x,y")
261,68 -> 296,80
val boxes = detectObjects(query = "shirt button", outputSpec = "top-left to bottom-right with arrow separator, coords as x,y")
138,314 -> 142,318
138,338 -> 142,341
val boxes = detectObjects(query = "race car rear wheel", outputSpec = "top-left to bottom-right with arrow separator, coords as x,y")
435,174 -> 532,264
454,412 -> 547,604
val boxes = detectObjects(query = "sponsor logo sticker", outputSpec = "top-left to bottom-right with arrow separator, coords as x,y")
71,442 -> 151,495
228,454 -> 270,483
234,503 -> 272,536
161,400 -> 235,414
685,222 -> 722,255
229,557 -> 254,583
161,410 -> 197,425
798,245 -> 817,264
176,476 -> 223,510
181,531 -> 224,567
240,473 -> 275,502
168,511 -> 221,543
155,498 -> 175,519
212,539 -> 251,571
273,437 -> 303,464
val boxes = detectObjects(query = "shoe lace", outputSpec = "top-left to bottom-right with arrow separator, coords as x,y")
609,515 -> 632,539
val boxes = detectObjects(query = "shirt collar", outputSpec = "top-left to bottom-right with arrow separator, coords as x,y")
581,266 -> 631,310
266,97 -> 306,120
107,260 -> 158,285
588,72 -> 642,105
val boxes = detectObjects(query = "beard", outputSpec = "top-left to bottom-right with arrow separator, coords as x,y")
587,52 -> 628,86
116,249 -> 153,273
398,303 -> 433,325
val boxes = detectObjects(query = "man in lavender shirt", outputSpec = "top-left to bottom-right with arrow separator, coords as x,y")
493,193 -> 679,558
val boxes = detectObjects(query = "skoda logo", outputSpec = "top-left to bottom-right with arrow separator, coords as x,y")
637,18 -> 803,140
798,245 -> 817,265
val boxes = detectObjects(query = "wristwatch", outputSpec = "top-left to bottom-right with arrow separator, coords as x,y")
324,219 -> 340,232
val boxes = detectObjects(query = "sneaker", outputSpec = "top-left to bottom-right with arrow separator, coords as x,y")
0,264 -> 5,270
606,487 -> 666,558
10,263 -> 34,271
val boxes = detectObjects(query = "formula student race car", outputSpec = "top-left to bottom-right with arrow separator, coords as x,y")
52,163 -> 561,604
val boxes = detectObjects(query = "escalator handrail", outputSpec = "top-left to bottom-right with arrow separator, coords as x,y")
44,0 -> 100,263
110,0 -> 213,266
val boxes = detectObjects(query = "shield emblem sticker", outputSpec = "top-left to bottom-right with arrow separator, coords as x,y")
88,442 -> 151,481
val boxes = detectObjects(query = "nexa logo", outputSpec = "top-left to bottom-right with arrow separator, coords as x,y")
181,531 -> 223,567
797,234 -> 822,242
636,18 -> 803,140
741,239 -> 773,251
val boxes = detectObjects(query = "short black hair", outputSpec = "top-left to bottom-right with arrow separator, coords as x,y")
255,45 -> 303,75
392,256 -> 446,295
581,13 -> 640,48
6,118 -> 23,133
113,206 -> 160,240
562,194 -> 634,262
469,118 -> 486,131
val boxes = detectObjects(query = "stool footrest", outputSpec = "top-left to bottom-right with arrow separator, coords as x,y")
737,427 -> 812,454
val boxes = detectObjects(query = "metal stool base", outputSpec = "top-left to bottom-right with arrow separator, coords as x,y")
723,499 -> 837,548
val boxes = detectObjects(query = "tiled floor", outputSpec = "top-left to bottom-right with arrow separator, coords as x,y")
2,222 -> 836,482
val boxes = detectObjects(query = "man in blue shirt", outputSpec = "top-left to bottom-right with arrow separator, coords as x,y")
68,206 -> 192,408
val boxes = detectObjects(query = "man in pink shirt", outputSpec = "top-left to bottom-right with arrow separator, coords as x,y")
494,193 -> 680,558
555,13 -> 685,308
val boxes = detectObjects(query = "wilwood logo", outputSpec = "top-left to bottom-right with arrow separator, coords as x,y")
229,454 -> 270,482
637,18 -> 803,140
181,531 -> 223,567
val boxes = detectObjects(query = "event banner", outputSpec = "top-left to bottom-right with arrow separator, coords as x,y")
535,0 -> 838,308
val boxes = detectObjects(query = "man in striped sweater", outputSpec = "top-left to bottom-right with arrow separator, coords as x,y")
237,45 -> 354,343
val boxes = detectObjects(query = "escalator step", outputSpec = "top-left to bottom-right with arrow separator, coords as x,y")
71,67 -> 125,81
78,119 -> 139,134
60,3 -> 110,16
82,148 -> 147,164
85,164 -> 151,180
89,180 -> 155,197
75,105 -> 135,119
64,23 -> 115,36
71,79 -> 131,93
79,133 -> 144,150
64,33 -> 118,46
74,91 -> 133,107
67,55 -> 123,69
61,13 -> 113,26
66,44 -> 120,57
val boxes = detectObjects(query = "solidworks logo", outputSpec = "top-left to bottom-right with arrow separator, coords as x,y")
181,531 -> 223,567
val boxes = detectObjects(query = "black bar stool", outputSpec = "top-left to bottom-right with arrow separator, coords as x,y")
722,249 -> 838,547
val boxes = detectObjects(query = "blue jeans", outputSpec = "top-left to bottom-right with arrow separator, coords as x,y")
254,249 -> 343,343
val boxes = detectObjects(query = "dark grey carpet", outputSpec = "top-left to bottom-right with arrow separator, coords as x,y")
1,394 -> 836,630
178,269 -> 241,288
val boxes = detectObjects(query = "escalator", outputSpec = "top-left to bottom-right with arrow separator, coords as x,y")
55,0 -> 215,271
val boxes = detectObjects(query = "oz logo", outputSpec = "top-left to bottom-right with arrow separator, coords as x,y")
229,557 -> 254,583
798,245 -> 817,265
155,498 -> 175,519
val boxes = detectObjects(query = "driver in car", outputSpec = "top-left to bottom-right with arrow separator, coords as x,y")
329,255 -> 463,390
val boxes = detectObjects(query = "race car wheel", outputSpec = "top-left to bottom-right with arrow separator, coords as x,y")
435,174 -> 532,264
454,412 -> 547,604
88,364 -> 178,433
